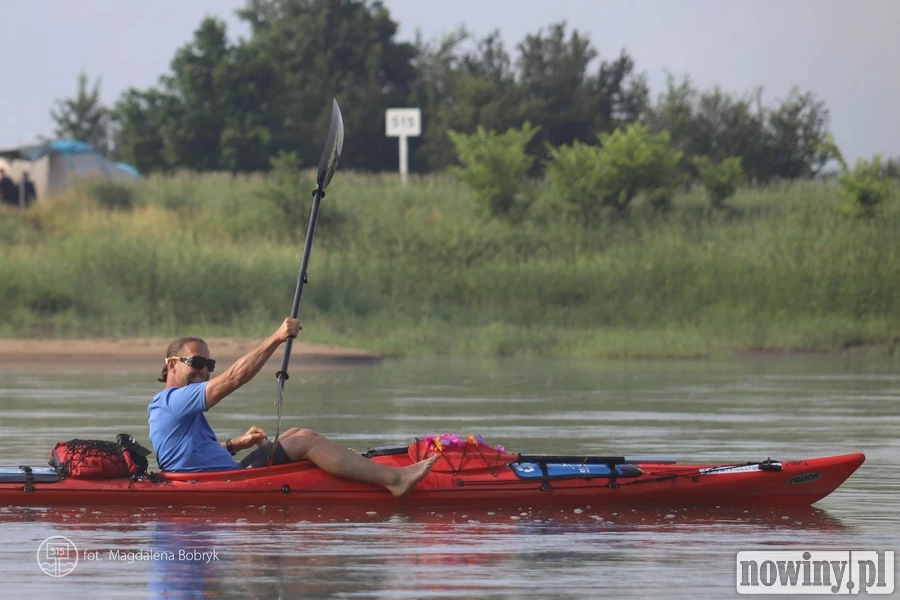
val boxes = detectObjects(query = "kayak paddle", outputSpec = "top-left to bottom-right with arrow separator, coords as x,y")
269,98 -> 345,464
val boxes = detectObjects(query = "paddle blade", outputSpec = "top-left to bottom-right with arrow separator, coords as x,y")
316,98 -> 345,191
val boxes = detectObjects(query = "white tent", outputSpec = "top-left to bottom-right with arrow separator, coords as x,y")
0,140 -> 139,204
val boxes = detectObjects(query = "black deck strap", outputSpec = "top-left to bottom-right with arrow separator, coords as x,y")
362,444 -> 409,458
606,463 -> 619,489
519,454 -> 627,465
19,465 -> 34,492
539,462 -> 552,491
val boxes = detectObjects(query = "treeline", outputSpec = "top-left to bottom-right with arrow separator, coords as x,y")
53,0 -> 859,183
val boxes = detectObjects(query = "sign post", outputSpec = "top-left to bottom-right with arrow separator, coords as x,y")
385,108 -> 421,184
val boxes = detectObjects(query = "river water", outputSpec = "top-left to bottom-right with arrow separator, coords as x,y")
0,356 -> 897,598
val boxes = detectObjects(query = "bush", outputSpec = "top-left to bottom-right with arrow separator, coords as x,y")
596,124 -> 682,212
447,123 -> 540,220
692,156 -> 745,209
544,141 -> 605,223
819,134 -> 891,217
838,156 -> 892,217
77,178 -> 139,210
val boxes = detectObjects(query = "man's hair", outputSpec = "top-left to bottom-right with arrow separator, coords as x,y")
158,336 -> 207,382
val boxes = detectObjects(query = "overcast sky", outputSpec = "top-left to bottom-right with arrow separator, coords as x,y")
2,0 -> 897,161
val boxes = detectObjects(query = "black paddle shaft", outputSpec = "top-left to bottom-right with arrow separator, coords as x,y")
276,187 -> 324,382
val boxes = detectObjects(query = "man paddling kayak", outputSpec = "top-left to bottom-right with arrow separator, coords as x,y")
148,318 -> 436,497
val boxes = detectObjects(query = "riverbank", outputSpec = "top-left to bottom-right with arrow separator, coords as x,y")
0,174 -> 897,359
0,338 -> 382,370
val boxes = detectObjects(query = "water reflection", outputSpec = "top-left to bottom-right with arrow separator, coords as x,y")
0,503 -> 855,598
146,520 -> 225,599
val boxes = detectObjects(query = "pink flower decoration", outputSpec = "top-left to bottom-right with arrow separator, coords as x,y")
418,434 -> 506,454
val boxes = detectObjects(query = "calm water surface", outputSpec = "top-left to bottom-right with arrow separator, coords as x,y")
0,356 -> 897,598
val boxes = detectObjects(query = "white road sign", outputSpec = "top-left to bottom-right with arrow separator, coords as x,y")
386,108 -> 421,137
385,108 -> 421,183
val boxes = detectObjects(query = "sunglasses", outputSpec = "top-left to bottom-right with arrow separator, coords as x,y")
167,356 -> 217,372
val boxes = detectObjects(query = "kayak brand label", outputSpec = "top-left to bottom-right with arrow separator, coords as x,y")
786,472 -> 821,485
737,550 -> 894,594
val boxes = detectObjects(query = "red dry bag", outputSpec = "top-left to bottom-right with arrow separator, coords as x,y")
49,434 -> 152,479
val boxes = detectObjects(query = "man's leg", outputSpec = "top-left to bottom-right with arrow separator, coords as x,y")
277,428 -> 437,498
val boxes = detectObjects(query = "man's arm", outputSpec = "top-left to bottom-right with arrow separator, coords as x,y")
205,318 -> 300,410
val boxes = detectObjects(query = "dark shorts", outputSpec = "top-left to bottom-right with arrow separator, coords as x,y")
239,441 -> 291,468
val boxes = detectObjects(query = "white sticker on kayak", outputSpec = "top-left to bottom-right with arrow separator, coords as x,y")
700,464 -> 764,475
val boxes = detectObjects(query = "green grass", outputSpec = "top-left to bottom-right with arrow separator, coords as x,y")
0,173 -> 897,358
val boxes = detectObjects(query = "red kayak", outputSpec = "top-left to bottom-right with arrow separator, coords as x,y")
0,436 -> 865,509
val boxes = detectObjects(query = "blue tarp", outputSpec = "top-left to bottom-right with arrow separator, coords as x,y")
1,140 -> 103,161
0,141 -> 140,178
114,162 -> 140,177
48,140 -> 95,155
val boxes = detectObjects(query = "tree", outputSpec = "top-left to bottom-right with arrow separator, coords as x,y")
111,89 -> 175,173
218,43 -> 278,172
593,50 -> 648,133
516,23 -> 646,166
765,87 -> 830,179
645,76 -> 768,181
645,78 -> 830,183
517,22 -> 598,151
693,87 -> 768,177
644,74 -> 699,161
162,17 -> 233,171
111,0 -> 417,173
409,28 -> 523,171
50,71 -> 111,153
236,0 -> 417,171
881,156 -> 900,180
111,18 -> 235,172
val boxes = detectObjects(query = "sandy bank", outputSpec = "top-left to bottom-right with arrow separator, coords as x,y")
0,338 -> 383,371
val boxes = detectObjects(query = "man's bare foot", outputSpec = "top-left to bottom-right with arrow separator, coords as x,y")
387,455 -> 439,498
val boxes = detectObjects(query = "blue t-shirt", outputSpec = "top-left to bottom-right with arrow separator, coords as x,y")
148,382 -> 239,472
